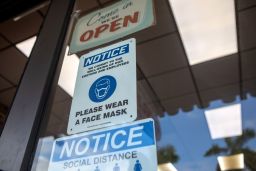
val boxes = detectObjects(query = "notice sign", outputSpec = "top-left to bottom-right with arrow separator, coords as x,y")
69,0 -> 155,54
67,38 -> 137,134
48,119 -> 157,171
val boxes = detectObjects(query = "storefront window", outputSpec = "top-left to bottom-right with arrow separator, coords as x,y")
1,0 -> 255,170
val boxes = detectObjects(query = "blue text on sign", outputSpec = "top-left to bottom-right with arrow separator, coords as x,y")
84,44 -> 129,67
52,121 -> 154,162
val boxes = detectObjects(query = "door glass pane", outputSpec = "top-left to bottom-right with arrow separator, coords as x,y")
31,0 -> 256,171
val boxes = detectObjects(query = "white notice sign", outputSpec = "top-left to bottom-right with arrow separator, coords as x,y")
67,38 -> 137,134
48,119 -> 157,171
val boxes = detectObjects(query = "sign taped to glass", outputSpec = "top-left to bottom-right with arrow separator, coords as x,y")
69,0 -> 155,54
67,38 -> 137,134
48,119 -> 157,171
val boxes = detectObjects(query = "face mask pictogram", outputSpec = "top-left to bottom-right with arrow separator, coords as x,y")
95,78 -> 110,100
89,75 -> 117,103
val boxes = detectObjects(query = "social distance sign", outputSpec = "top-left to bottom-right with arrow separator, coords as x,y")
69,0 -> 155,54
48,119 -> 157,171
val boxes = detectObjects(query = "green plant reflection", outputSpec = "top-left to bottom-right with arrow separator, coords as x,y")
204,129 -> 256,171
157,145 -> 179,164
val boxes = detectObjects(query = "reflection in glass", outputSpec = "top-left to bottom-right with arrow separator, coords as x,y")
217,153 -> 244,171
205,103 -> 242,139
205,129 -> 256,170
158,163 -> 178,171
157,95 -> 256,171
157,145 -> 179,164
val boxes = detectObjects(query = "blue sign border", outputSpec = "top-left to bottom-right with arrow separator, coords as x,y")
51,119 -> 155,162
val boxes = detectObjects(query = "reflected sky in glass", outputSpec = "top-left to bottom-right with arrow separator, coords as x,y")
157,94 -> 256,171
32,94 -> 256,171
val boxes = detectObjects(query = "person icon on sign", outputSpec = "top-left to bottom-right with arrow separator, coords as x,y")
94,166 -> 100,171
113,163 -> 120,171
134,160 -> 142,171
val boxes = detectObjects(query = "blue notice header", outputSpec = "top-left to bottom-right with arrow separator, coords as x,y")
84,44 -> 129,67
52,120 -> 155,162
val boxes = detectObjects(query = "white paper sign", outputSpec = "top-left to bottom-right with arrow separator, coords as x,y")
48,119 -> 157,171
67,38 -> 137,134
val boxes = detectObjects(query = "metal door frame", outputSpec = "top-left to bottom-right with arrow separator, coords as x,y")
0,0 -> 75,170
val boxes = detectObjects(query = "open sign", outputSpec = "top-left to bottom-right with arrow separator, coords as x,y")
69,0 -> 155,54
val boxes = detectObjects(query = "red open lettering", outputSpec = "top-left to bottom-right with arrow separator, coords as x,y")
80,30 -> 94,42
110,18 -> 122,32
79,11 -> 140,43
94,24 -> 109,38
123,11 -> 139,27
